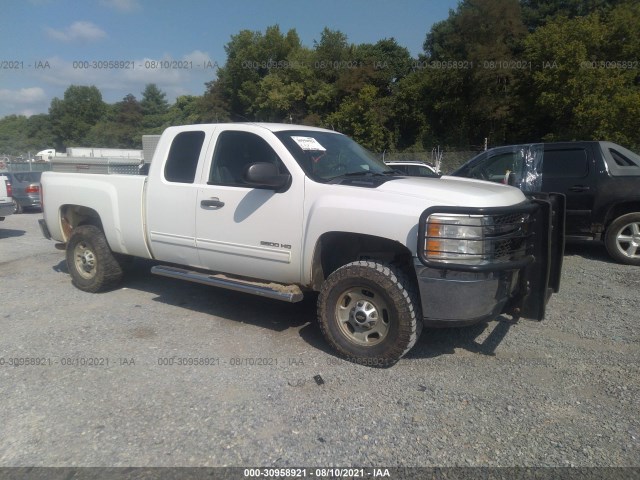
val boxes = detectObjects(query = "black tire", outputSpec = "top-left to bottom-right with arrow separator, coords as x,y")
605,212 -> 640,266
65,225 -> 124,292
13,201 -> 22,214
317,261 -> 422,366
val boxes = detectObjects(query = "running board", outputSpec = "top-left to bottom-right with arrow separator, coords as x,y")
151,265 -> 304,303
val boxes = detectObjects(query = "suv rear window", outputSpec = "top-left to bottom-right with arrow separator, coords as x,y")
12,172 -> 41,183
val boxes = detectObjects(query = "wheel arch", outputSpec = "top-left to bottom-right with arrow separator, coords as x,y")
59,204 -> 105,242
604,201 -> 640,230
309,231 -> 416,291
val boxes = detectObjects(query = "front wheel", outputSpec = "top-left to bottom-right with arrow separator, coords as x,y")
317,261 -> 422,366
605,213 -> 640,266
66,225 -> 124,292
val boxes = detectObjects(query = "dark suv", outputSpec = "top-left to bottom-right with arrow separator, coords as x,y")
452,142 -> 640,265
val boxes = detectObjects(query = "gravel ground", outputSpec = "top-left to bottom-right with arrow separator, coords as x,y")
0,212 -> 638,468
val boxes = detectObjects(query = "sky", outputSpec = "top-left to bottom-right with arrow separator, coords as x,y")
0,0 -> 458,119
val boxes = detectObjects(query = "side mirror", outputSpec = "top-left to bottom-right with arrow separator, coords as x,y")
244,162 -> 290,189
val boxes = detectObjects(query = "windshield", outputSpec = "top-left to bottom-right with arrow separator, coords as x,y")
274,130 -> 393,182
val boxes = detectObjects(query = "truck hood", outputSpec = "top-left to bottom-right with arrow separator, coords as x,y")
374,175 -> 526,207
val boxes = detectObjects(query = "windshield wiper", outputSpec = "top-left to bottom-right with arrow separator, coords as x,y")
344,171 -> 387,177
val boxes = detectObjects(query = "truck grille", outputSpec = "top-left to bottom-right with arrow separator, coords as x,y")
487,212 -> 532,262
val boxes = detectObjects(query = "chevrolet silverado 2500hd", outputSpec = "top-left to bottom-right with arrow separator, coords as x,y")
39,124 -> 564,363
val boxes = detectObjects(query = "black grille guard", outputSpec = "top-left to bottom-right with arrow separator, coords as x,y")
417,194 -> 566,320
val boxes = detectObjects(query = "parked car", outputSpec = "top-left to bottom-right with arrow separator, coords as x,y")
39,123 -> 564,364
3,172 -> 42,213
0,175 -> 14,221
385,161 -> 439,177
452,141 -> 640,265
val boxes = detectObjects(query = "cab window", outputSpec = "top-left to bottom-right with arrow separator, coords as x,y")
209,131 -> 287,186
164,131 -> 205,183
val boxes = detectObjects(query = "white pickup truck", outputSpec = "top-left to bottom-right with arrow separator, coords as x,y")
39,123 -> 564,364
0,175 -> 14,221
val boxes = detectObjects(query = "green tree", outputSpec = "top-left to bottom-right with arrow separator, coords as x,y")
255,74 -> 305,122
326,85 -> 393,151
140,84 -> 169,116
212,25 -> 302,120
195,84 -> 232,123
520,0 -> 626,30
421,0 -> 528,146
25,114 -> 56,152
389,71 -> 433,150
85,93 -> 144,147
140,83 -> 170,132
0,115 -> 28,155
523,2 -> 640,148
313,28 -> 352,83
49,85 -> 106,148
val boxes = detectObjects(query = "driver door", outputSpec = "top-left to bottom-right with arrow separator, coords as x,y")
195,128 -> 304,284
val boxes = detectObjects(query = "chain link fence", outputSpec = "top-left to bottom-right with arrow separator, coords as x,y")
0,160 -> 52,173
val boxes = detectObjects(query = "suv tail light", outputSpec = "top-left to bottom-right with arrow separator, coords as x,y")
5,180 -> 12,197
25,184 -> 40,194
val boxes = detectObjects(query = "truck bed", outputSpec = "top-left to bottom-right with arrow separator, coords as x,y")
41,172 -> 152,259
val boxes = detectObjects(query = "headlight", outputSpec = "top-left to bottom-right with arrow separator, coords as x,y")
421,208 -> 533,268
425,214 -> 486,264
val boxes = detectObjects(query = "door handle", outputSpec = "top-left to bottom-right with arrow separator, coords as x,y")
200,198 -> 225,208
569,185 -> 590,192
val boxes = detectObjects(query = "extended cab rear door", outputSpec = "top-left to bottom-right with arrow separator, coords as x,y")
195,126 -> 304,285
146,128 -> 211,267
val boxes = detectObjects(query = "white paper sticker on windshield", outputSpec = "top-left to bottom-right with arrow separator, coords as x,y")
291,136 -> 326,151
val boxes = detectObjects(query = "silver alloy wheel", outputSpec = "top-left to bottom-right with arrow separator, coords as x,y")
615,221 -> 640,259
335,287 -> 390,346
74,242 -> 97,279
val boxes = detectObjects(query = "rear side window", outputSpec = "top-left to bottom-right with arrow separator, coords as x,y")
543,149 -> 588,178
610,149 -> 635,167
164,131 -> 205,183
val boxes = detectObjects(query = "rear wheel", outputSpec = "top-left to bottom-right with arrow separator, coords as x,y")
66,225 -> 124,292
318,261 -> 422,366
13,201 -> 22,214
605,213 -> 640,266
